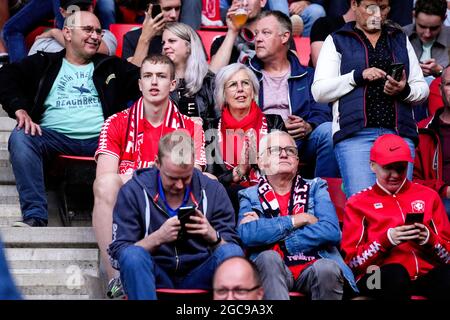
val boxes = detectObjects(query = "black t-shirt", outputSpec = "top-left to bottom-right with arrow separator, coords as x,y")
310,16 -> 346,43
122,29 -> 163,60
210,35 -> 241,65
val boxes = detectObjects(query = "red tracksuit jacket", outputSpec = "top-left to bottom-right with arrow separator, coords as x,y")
342,181 -> 450,281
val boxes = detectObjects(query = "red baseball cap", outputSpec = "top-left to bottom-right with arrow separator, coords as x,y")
370,134 -> 413,166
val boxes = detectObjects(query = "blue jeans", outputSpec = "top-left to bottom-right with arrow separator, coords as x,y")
3,0 -> 61,62
334,128 -> 415,198
0,239 -> 21,300
301,122 -> 340,178
180,0 -> 202,30
119,243 -> 244,300
264,2 -> 326,36
8,127 -> 98,221
443,198 -> 450,220
95,0 -> 116,30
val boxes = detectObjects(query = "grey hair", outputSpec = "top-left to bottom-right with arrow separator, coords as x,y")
163,22 -> 208,97
214,63 -> 260,112
257,10 -> 292,46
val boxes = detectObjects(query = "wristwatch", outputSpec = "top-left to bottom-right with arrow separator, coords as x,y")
210,231 -> 222,246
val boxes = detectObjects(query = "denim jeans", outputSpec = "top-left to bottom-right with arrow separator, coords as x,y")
443,198 -> 450,220
300,122 -> 340,178
8,127 -> 98,221
3,0 -> 60,62
254,250 -> 344,300
334,128 -> 415,198
119,243 -> 244,300
264,2 -> 326,36
180,0 -> 202,30
95,0 -> 116,30
0,239 -> 21,300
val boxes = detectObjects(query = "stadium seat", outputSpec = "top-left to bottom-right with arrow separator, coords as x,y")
156,288 -> 211,300
322,177 -> 346,224
49,155 -> 96,226
197,29 -> 227,62
293,36 -> 311,66
109,23 -> 141,57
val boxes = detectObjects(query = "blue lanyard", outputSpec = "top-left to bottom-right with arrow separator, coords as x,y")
158,173 -> 191,217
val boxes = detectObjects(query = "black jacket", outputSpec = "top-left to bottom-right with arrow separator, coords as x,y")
169,71 -> 218,129
121,29 -> 163,60
205,113 -> 286,184
0,50 -> 141,122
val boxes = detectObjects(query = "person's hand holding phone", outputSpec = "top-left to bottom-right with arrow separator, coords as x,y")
140,3 -> 166,42
184,209 -> 218,244
384,70 -> 406,96
156,215 -> 181,244
419,58 -> 442,77
362,67 -> 386,82
388,224 -> 421,245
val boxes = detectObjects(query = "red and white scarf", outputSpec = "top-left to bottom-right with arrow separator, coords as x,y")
120,97 -> 187,172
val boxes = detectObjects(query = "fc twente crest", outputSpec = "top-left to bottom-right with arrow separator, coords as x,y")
411,200 -> 425,213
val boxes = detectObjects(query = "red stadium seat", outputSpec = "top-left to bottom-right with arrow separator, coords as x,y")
293,36 -> 311,66
156,288 -> 211,300
197,29 -> 227,62
322,177 -> 346,224
109,23 -> 141,57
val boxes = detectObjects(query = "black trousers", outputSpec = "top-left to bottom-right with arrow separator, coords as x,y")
357,263 -> 450,300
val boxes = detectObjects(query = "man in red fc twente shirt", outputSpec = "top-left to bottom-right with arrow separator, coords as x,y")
342,134 -> 450,300
93,54 -> 206,298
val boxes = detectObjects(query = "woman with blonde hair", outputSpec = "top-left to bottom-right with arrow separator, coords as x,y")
162,22 -> 217,127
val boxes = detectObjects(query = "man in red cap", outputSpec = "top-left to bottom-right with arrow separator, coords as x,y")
341,134 -> 450,300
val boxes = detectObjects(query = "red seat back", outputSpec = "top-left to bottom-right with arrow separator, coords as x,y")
322,177 -> 346,223
293,36 -> 311,66
109,23 -> 141,57
197,29 -> 227,62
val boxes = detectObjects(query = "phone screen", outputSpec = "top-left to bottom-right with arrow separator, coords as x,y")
405,212 -> 424,225
151,4 -> 162,19
388,63 -> 404,82
177,206 -> 195,240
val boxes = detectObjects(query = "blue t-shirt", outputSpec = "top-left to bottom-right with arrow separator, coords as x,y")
40,59 -> 104,139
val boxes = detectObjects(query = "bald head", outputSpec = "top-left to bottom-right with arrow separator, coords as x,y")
63,11 -> 102,64
213,257 -> 264,300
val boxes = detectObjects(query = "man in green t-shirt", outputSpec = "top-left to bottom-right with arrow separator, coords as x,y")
0,11 -> 141,227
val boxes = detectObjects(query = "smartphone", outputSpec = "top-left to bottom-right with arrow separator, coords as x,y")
387,63 -> 404,82
177,206 -> 196,240
151,4 -> 162,19
405,212 -> 424,225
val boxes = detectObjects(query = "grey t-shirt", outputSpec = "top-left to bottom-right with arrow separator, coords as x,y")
261,68 -> 291,120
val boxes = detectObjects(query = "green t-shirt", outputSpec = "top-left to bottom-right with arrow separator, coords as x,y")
40,59 -> 104,139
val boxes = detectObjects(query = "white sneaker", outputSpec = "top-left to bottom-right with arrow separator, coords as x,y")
290,15 -> 304,37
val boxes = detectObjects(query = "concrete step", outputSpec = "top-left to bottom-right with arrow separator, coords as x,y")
0,149 -> 14,184
0,117 -> 15,131
0,131 -> 10,145
0,204 -> 21,226
1,227 -> 98,248
12,273 -> 92,296
5,248 -> 99,275
0,185 -> 19,205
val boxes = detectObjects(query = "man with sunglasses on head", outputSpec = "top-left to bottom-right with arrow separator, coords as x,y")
28,0 -> 117,57
342,134 -> 450,300
0,10 -> 141,227
403,0 -> 450,82
237,130 -> 358,300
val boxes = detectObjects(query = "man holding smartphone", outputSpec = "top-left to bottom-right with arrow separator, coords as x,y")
403,0 -> 449,81
342,134 -> 450,300
108,131 -> 243,300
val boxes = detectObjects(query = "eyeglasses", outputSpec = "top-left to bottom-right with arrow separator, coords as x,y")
360,3 -> 390,14
213,286 -> 261,298
267,146 -> 298,157
70,25 -> 105,37
225,79 -> 252,92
